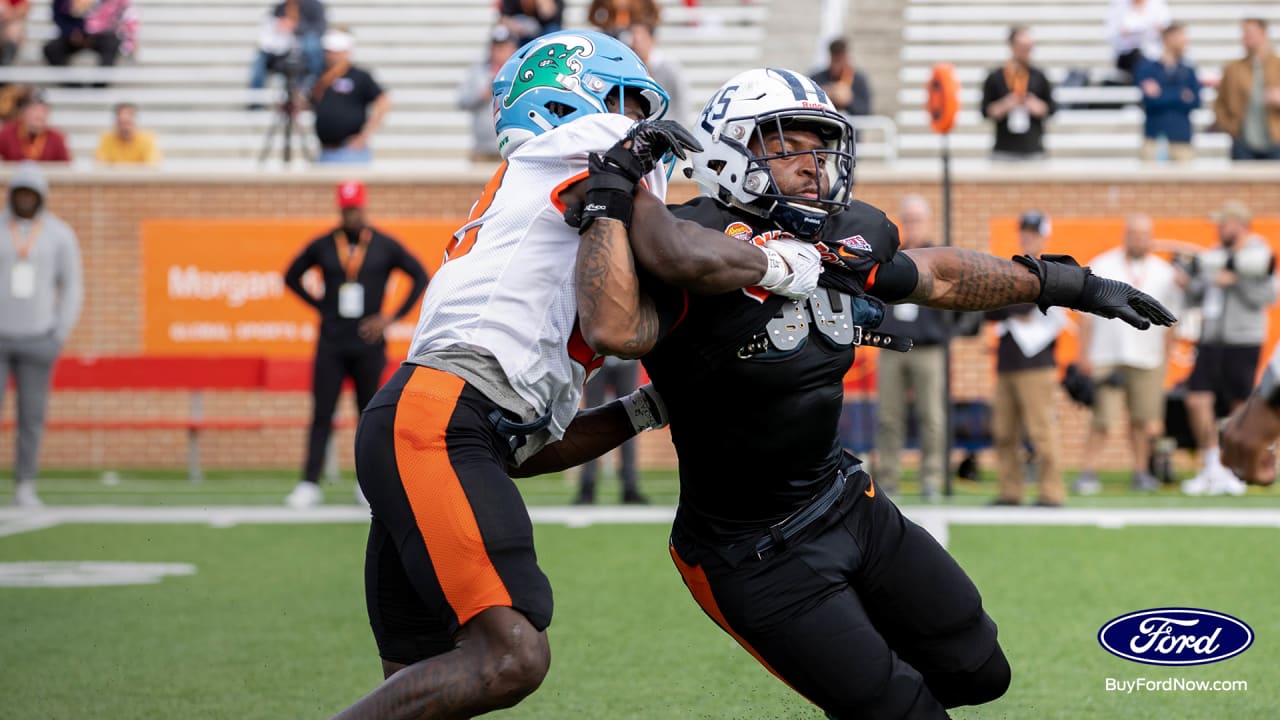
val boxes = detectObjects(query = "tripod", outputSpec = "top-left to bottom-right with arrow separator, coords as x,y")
258,62 -> 314,165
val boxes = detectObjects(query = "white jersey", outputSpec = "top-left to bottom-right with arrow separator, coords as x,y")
1085,247 -> 1181,370
408,113 -> 669,440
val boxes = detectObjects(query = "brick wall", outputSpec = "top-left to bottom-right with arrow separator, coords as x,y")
5,166 -> 1278,474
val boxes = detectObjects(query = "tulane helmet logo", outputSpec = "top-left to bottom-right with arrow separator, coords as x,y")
503,37 -> 595,108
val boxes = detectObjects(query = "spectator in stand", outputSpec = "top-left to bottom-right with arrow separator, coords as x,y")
1072,214 -> 1181,495
499,0 -> 563,47
311,27 -> 389,164
810,37 -> 872,117
0,162 -> 83,508
1214,18 -> 1280,161
623,22 -> 690,126
981,26 -> 1055,161
250,0 -> 327,95
1178,200 -> 1275,496
44,0 -> 139,70
0,83 -> 32,122
1136,22 -> 1200,162
458,25 -> 518,162
873,195 -> 949,500
587,0 -> 659,37
0,0 -> 29,66
985,211 -> 1066,507
95,102 -> 160,165
0,94 -> 70,162
1105,0 -> 1170,78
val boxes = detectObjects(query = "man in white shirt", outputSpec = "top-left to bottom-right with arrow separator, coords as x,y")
1073,213 -> 1181,493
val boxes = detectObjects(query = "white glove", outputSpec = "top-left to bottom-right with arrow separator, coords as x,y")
757,238 -> 823,299
620,383 -> 668,433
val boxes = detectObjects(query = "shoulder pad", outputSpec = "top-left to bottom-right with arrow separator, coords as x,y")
669,196 -> 738,231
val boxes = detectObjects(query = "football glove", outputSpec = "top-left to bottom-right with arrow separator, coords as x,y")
759,238 -> 824,300
1013,254 -> 1177,330
572,120 -> 703,234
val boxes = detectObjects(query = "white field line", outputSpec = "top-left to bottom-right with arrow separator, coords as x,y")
1,506 -> 1279,546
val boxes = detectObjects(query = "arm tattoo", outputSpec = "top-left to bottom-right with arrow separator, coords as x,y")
622,295 -> 660,356
904,248 -> 1041,310
575,219 -> 661,358
575,220 -> 614,323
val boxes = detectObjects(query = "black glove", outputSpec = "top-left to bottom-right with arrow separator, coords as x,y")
569,119 -> 703,234
1013,254 -> 1178,330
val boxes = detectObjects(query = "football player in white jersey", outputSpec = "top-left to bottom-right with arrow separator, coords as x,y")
334,32 -> 826,719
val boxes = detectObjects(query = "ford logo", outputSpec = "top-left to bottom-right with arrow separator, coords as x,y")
1098,608 -> 1254,666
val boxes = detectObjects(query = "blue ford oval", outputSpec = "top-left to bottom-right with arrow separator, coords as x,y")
1098,608 -> 1254,666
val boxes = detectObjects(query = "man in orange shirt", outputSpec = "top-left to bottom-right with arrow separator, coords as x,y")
95,102 -> 160,165
0,95 -> 70,163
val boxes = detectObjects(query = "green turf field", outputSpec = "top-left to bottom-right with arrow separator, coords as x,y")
1,473 -> 1277,718
4,468 -> 1280,508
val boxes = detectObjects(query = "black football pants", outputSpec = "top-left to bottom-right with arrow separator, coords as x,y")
304,338 -> 386,484
670,470 -> 1010,719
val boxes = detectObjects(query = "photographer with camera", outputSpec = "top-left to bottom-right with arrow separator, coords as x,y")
1072,214 -> 1182,494
248,0 -> 326,100
1178,200 -> 1276,496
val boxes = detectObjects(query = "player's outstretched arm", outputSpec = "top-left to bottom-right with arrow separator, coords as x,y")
628,189 -> 773,294
901,247 -> 1177,329
510,385 -> 667,478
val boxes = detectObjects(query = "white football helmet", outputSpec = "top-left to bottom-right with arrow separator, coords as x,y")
688,68 -> 856,238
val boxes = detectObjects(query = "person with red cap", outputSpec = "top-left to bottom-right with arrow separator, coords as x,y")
282,179 -> 429,508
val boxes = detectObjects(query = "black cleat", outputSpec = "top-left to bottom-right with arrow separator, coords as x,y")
621,491 -> 650,505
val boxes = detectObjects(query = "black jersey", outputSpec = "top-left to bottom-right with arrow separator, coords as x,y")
643,197 -> 914,542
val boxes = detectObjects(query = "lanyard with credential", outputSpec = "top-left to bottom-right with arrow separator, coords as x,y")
9,216 -> 42,260
1003,63 -> 1029,98
334,228 -> 372,282
20,132 -> 46,161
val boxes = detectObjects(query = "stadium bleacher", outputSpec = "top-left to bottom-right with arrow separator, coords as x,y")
0,0 -> 1277,168
894,0 -> 1280,160
0,0 -> 776,170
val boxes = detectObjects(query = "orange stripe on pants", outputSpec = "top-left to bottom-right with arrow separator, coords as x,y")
394,367 -> 513,625
669,544 -> 796,691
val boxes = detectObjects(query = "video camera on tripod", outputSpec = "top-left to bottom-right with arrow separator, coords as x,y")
259,42 -> 314,165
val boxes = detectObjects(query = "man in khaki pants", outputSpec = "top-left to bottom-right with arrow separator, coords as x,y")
985,211 -> 1065,506
874,195 -> 950,499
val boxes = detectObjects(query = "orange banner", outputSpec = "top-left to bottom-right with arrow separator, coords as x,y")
990,216 -> 1280,386
142,219 -> 459,358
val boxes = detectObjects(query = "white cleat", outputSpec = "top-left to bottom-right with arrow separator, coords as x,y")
284,481 -> 324,509
1180,473 -> 1211,496
1209,467 -> 1247,497
13,483 -> 43,508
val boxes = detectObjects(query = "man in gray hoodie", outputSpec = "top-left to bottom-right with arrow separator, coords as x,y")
1180,200 -> 1276,496
0,161 -> 82,507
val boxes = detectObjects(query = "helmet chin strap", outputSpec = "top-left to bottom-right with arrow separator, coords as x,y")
770,201 -> 828,239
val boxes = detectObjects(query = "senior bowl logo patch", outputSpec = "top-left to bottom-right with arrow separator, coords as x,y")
724,222 -> 754,241
836,234 -> 873,253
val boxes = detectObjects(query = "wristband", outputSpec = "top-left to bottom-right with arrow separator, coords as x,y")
620,384 -> 668,433
756,245 -> 791,289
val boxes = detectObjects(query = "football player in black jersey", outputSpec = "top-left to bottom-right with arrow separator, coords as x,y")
566,68 -> 1176,719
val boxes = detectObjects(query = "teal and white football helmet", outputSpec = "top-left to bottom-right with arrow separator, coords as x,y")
492,30 -> 670,159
